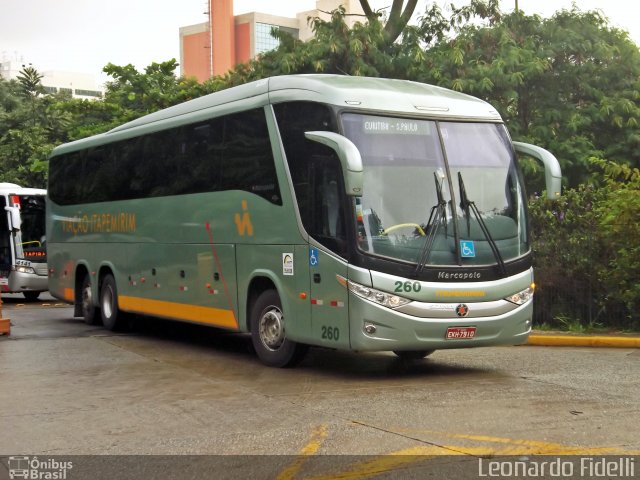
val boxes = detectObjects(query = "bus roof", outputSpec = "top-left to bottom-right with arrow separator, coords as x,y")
0,183 -> 46,196
51,75 -> 502,155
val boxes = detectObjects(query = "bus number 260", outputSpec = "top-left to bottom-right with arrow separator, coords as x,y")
394,281 -> 421,293
321,326 -> 340,341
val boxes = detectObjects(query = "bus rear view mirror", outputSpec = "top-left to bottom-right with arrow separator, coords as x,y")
4,205 -> 21,232
513,142 -> 562,200
305,131 -> 364,196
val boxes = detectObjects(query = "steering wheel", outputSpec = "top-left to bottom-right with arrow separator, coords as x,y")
382,223 -> 426,236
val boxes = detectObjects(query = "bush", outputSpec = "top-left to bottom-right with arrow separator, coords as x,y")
529,160 -> 640,330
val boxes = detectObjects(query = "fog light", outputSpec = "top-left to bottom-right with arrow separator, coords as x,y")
364,323 -> 377,335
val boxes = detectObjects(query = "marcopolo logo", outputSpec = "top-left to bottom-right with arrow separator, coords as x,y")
8,456 -> 73,479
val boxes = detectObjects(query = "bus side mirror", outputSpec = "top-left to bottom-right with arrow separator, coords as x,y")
513,142 -> 562,200
4,206 -> 21,232
304,131 -> 363,196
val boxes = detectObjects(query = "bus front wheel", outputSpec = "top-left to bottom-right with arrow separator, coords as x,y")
250,289 -> 308,368
100,274 -> 125,331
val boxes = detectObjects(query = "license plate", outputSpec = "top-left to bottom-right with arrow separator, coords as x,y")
445,327 -> 477,339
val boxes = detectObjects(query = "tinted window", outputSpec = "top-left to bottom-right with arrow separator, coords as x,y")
274,102 -> 348,256
49,108 -> 281,205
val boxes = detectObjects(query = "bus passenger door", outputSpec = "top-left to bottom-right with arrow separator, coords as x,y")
307,157 -> 350,349
0,196 -> 12,288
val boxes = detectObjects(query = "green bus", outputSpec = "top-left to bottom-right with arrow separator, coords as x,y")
47,75 -> 561,367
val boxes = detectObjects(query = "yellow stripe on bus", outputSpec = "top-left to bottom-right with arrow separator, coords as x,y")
119,296 -> 238,330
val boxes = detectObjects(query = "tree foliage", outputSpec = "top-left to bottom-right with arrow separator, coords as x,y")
102,60 -> 206,120
529,160 -> 640,329
0,61 -> 205,188
0,71 -> 72,186
420,7 -> 640,187
359,0 -> 418,45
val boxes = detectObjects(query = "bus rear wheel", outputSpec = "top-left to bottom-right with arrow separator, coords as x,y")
100,274 -> 126,331
250,289 -> 308,368
392,350 -> 435,360
81,274 -> 99,325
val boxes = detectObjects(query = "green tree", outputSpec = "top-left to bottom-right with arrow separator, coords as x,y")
529,160 -> 640,329
103,59 -> 205,120
359,0 -> 418,45
16,65 -> 45,98
0,68 -> 93,187
420,8 -> 640,187
218,1 -> 500,84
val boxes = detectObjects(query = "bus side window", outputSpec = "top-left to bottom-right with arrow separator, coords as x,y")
312,155 -> 348,256
221,109 -> 281,205
273,102 -> 347,257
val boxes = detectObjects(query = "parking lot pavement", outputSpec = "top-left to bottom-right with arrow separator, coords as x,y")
2,296 -> 639,467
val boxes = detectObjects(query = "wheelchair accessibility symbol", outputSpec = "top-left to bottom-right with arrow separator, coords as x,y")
460,240 -> 476,258
309,248 -> 319,267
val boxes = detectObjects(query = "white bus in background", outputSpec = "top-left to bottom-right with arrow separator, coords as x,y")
0,183 -> 48,301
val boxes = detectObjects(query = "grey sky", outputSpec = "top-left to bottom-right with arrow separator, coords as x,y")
1,0 -> 638,86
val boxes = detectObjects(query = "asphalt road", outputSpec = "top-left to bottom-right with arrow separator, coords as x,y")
1,295 -> 639,478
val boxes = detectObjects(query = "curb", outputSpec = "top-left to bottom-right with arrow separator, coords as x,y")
527,334 -> 640,348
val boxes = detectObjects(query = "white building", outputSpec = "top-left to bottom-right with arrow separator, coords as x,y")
0,53 -> 103,100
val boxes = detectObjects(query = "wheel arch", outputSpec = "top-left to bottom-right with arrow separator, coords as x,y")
244,271 -> 285,333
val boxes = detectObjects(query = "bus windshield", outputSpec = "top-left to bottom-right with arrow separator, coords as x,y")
15,195 -> 47,262
342,113 -> 529,267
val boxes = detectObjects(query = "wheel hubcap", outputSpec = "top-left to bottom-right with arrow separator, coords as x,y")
82,285 -> 92,316
102,285 -> 113,319
259,306 -> 285,351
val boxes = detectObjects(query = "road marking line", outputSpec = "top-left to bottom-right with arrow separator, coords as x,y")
395,429 -> 640,455
277,425 -> 328,480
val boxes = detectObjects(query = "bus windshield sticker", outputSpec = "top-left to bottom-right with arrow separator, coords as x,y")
460,240 -> 476,258
309,248 -> 319,267
283,253 -> 294,276
362,118 -> 430,135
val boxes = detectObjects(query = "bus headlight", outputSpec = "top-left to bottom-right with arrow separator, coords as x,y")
16,266 -> 36,274
347,280 -> 411,309
505,285 -> 535,305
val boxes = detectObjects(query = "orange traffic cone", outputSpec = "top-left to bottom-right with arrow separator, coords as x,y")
0,295 -> 10,336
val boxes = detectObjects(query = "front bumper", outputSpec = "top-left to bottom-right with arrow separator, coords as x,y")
349,292 -> 532,351
6,271 -> 49,293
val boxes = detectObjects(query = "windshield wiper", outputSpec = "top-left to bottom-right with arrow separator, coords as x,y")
415,173 -> 448,275
458,172 -> 507,276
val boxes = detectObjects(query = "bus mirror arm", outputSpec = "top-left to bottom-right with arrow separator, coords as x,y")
305,131 -> 364,196
512,142 -> 562,200
4,206 -> 21,232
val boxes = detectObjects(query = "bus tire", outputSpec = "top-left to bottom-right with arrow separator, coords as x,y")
392,350 -> 435,360
81,274 -> 99,325
250,289 -> 308,368
100,274 -> 125,331
23,291 -> 40,302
